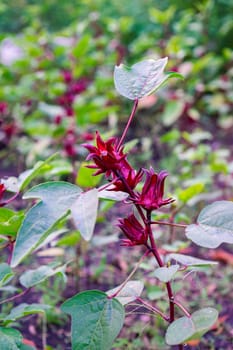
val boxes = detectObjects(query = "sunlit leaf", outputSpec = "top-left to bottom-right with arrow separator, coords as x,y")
186,201 -> 233,248
106,280 -> 144,305
71,188 -> 98,241
98,190 -> 128,201
61,290 -> 125,350
114,57 -> 180,100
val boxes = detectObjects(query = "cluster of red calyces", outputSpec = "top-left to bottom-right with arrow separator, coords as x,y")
57,70 -> 88,118
0,183 -> 6,206
54,70 -> 90,157
84,132 -> 174,247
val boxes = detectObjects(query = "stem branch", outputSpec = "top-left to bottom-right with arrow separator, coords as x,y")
117,99 -> 138,150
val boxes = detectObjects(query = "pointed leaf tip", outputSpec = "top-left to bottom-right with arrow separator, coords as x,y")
114,57 -> 171,100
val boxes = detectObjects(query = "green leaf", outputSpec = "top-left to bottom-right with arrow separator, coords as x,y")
0,208 -> 24,237
98,190 -> 128,201
165,307 -> 218,345
19,264 -> 67,288
18,153 -> 58,191
186,201 -> 233,248
3,303 -> 51,324
167,253 -> 218,267
61,290 -> 125,350
71,189 -> 98,241
0,263 -> 14,287
76,162 -> 102,188
114,57 -> 170,100
177,183 -> 205,203
0,326 -> 22,350
106,281 -> 144,305
154,265 -> 179,283
161,100 -> 184,126
11,182 -> 82,267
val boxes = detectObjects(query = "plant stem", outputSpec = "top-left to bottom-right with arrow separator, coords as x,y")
137,297 -> 169,322
174,299 -> 191,317
150,221 -> 187,228
0,287 -> 31,305
117,99 -> 138,151
108,249 -> 150,299
146,211 -> 175,323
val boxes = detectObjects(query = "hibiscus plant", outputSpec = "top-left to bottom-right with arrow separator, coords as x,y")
0,57 -> 233,349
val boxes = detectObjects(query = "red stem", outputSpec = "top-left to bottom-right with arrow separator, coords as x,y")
117,99 -> 138,151
150,221 -> 187,228
0,287 -> 31,305
146,211 -> 175,323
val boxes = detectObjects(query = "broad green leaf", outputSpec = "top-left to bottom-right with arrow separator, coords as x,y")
61,290 -> 125,350
3,303 -> 51,324
165,307 -> 218,345
114,57 -> 173,100
186,201 -> 233,248
19,264 -> 67,288
0,326 -> 22,350
154,265 -> 179,283
71,188 -> 98,241
106,280 -> 144,305
0,208 -> 24,237
166,316 -> 194,345
161,100 -> 185,126
167,253 -> 218,267
11,182 -> 81,267
0,263 -> 14,287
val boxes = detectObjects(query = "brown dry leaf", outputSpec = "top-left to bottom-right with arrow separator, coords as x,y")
209,249 -> 233,265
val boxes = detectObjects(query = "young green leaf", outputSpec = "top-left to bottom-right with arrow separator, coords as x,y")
3,303 -> 51,324
154,264 -> 179,282
71,188 -> 98,241
186,200 -> 233,248
0,326 -> 22,350
11,182 -> 82,267
0,263 -> 14,287
19,264 -> 67,288
0,208 -> 24,237
61,290 -> 125,350
114,57 -> 181,100
165,307 -> 218,345
167,253 -> 218,267
106,280 -> 144,305
18,153 -> 58,191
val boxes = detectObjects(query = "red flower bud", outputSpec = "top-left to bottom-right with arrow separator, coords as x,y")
134,167 -> 175,211
0,183 -> 6,202
83,131 -> 128,176
118,214 -> 148,246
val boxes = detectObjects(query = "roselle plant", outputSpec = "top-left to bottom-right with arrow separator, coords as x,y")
0,57 -> 233,350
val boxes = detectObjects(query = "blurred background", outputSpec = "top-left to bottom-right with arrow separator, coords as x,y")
0,0 -> 232,349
